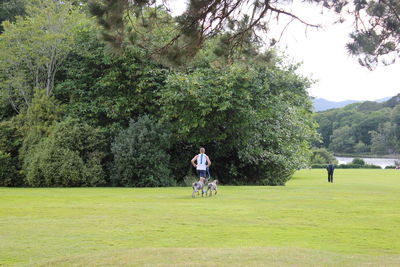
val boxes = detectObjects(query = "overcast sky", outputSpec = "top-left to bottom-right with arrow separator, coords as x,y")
275,4 -> 400,102
169,1 -> 400,101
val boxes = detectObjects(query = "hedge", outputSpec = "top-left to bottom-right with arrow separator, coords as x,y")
311,164 -> 381,169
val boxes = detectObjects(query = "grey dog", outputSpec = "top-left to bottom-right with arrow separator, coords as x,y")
192,177 -> 206,198
205,180 -> 218,196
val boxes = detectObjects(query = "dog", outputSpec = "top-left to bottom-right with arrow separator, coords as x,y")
192,177 -> 206,198
205,180 -> 218,197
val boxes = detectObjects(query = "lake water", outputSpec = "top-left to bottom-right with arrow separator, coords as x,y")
336,156 -> 399,168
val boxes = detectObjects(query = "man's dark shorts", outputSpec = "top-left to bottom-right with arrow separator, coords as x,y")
197,170 -> 207,178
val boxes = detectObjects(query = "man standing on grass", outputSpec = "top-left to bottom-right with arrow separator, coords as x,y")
327,162 -> 335,183
191,147 -> 211,179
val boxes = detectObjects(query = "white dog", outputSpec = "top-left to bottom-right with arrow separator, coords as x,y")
205,180 -> 218,196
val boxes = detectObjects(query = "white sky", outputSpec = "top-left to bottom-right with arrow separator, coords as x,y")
169,0 -> 400,101
275,3 -> 400,102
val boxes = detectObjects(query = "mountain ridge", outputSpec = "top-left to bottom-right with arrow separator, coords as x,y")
313,96 -> 393,112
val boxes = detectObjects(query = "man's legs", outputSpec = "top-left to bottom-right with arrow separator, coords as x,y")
197,170 -> 206,179
328,172 -> 333,183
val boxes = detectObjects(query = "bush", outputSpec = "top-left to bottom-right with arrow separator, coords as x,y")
24,118 -> 106,187
338,164 -> 361,168
0,151 -> 20,186
385,165 -> 396,169
0,120 -> 23,186
111,115 -> 175,187
311,163 -> 381,169
311,164 -> 327,169
311,148 -> 337,164
351,158 -> 365,165
18,90 -> 62,184
0,119 -> 22,157
336,164 -> 381,169
361,164 -> 381,169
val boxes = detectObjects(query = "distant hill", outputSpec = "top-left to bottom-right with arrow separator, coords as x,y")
313,93 -> 400,155
313,96 -> 393,112
375,96 -> 392,103
312,98 -> 360,112
383,94 -> 400,108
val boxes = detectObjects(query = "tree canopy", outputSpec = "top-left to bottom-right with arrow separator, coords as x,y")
0,0 -> 26,33
0,0 -> 89,113
90,0 -> 400,69
314,94 -> 400,155
0,0 -> 318,187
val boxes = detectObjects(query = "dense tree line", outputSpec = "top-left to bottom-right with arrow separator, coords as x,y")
0,0 -> 318,187
314,95 -> 400,155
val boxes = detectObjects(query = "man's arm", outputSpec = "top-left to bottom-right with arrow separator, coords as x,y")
206,156 -> 211,167
191,155 -> 198,168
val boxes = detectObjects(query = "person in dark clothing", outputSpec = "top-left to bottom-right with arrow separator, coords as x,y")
326,162 -> 335,183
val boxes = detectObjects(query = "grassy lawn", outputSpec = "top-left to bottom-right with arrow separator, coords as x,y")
1,169 -> 400,266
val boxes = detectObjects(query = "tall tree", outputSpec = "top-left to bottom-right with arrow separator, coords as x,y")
329,125 -> 356,153
0,0 -> 89,113
369,122 -> 397,154
159,60 -> 317,184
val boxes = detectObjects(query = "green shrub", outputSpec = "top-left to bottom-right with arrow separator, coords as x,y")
311,164 -> 327,169
24,118 -> 106,187
0,119 -> 22,157
336,164 -> 381,169
312,155 -> 326,164
0,151 -> 20,186
311,148 -> 337,164
351,158 -> 365,165
0,120 -> 23,186
385,165 -> 396,169
361,164 -> 381,169
18,90 -> 62,183
111,115 -> 175,187
338,164 -> 361,169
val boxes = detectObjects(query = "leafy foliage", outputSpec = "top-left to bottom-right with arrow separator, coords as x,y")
24,118 -> 106,187
0,1 -> 319,187
0,0 -> 26,33
0,0 -> 89,112
0,119 -> 22,186
315,94 -> 400,155
345,0 -> 400,69
0,150 -> 19,186
18,90 -> 62,172
311,148 -> 337,164
311,163 -> 381,169
111,115 -> 175,187
351,158 -> 365,165
160,62 -> 317,185
54,25 -> 167,133
91,0 -> 400,68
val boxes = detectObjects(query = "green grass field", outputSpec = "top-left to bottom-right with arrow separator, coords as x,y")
1,169 -> 400,266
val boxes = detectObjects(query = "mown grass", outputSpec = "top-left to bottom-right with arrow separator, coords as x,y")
1,169 -> 400,266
